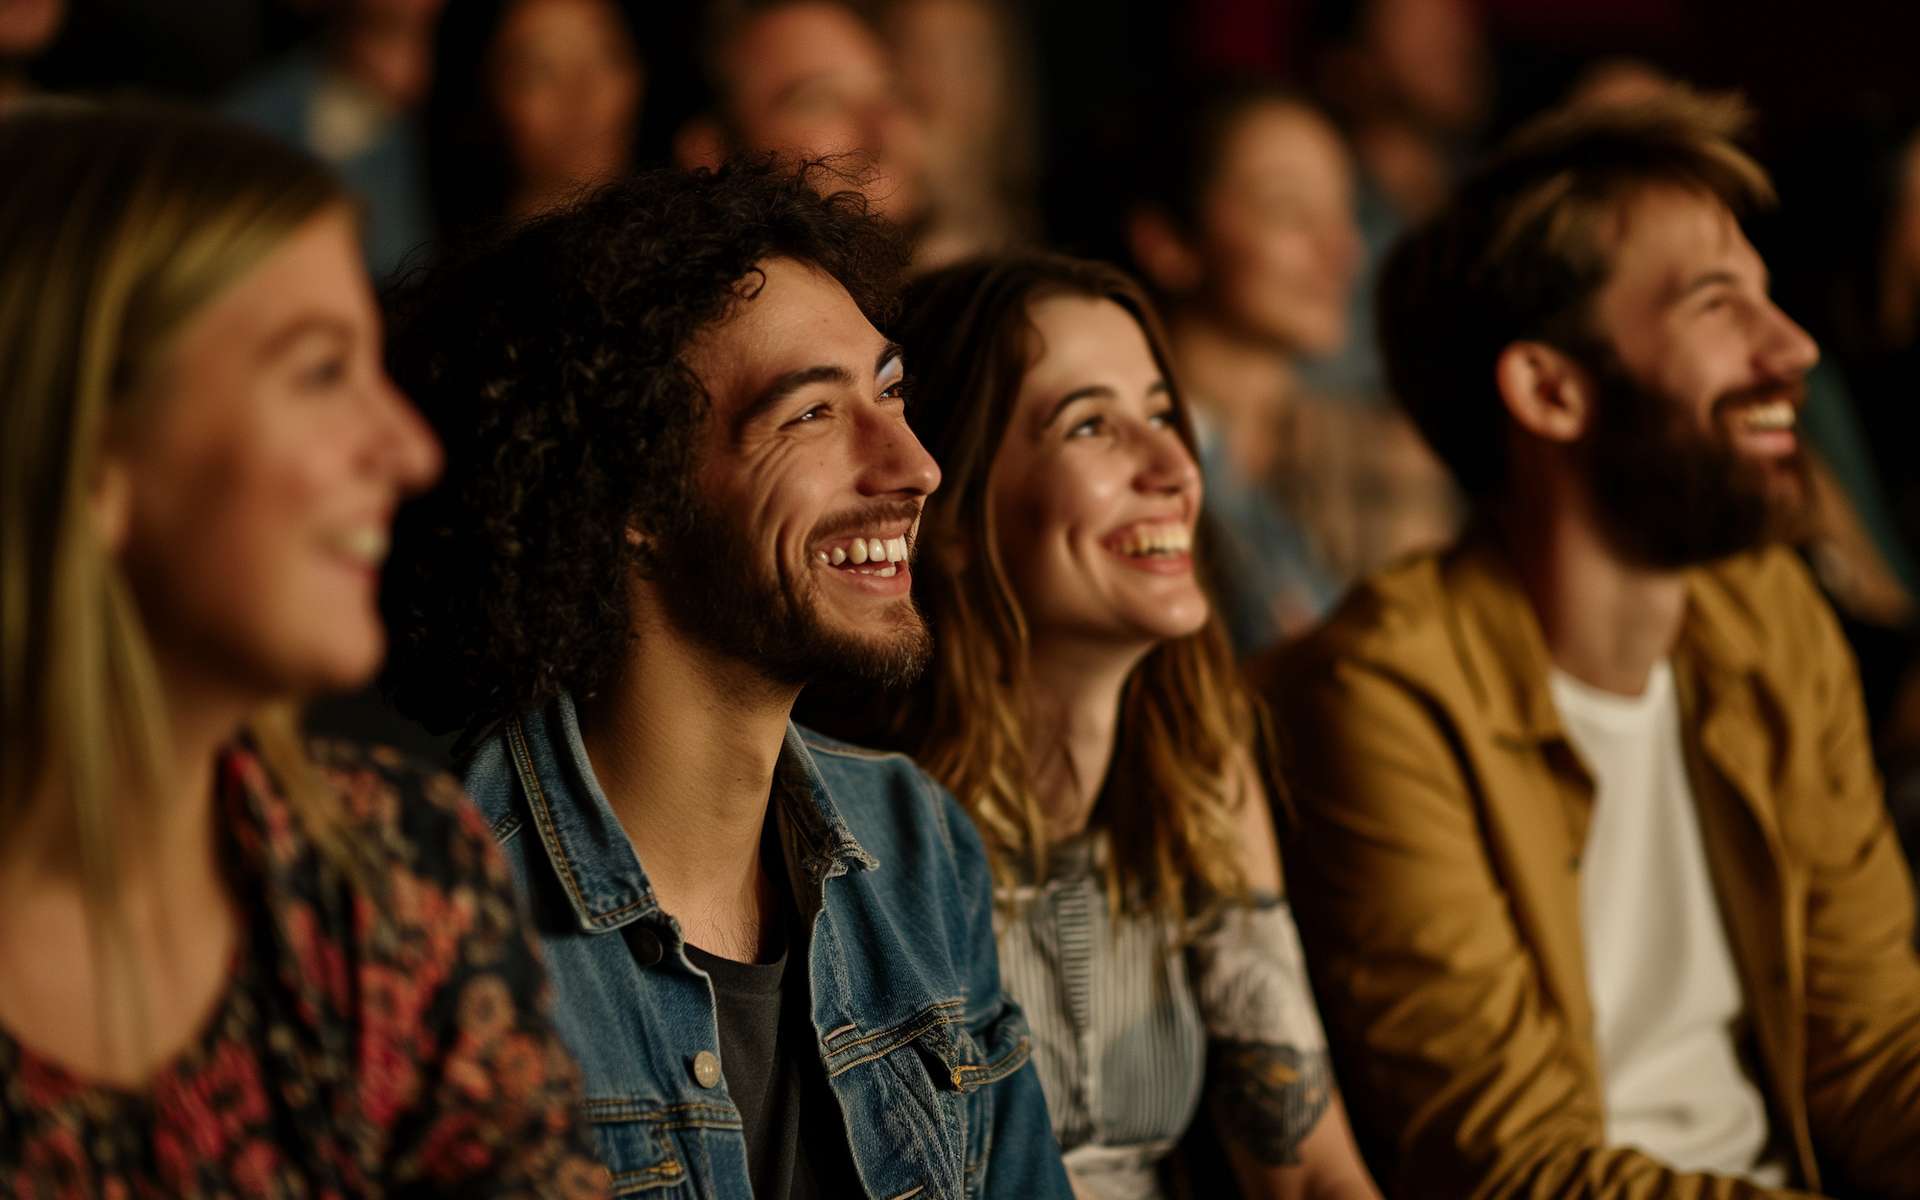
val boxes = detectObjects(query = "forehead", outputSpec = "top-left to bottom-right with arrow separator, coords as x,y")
1021,295 -> 1161,392
1215,103 -> 1349,189
171,208 -> 371,357
683,256 -> 886,415
724,2 -> 888,107
1598,184 -> 1760,307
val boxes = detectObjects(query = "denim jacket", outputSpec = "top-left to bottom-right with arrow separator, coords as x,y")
463,694 -> 1072,1199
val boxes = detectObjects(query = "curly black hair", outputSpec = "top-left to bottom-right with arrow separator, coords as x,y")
379,158 -> 909,737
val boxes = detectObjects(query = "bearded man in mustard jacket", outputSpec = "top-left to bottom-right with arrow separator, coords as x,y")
1261,89 -> 1920,1199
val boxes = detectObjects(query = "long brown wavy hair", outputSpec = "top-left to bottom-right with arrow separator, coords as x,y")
888,253 -> 1268,927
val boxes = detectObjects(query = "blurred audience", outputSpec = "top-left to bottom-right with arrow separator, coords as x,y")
225,0 -> 443,278
878,251 -> 1381,1199
424,0 -> 645,236
675,0 -> 927,235
1263,90 -> 1920,1196
883,0 -> 1037,266
0,0 -> 62,109
0,104 -> 604,1196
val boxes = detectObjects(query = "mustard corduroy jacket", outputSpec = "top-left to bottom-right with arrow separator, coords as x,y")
1258,534 -> 1920,1199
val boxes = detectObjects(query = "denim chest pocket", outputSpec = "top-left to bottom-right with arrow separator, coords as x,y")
581,1096 -> 713,1196
830,1001 -> 1034,1200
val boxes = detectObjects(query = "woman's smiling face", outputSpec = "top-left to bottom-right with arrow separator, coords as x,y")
986,294 -> 1209,652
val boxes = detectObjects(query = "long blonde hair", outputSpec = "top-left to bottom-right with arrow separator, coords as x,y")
0,105 -> 351,1004
886,253 -> 1269,930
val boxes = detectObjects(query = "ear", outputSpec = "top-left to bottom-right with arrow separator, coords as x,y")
1494,340 -> 1594,444
673,117 -> 727,171
89,454 -> 134,555
1126,209 -> 1203,296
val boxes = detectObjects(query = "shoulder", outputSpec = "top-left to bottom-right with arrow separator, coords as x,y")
794,725 -> 982,878
305,738 -> 505,884
1692,545 -> 1847,671
1252,550 -> 1458,706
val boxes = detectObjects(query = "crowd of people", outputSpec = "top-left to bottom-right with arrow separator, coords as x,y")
7,0 -> 1920,1197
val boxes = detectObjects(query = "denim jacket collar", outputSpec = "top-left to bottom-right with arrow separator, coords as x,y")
504,692 -> 877,936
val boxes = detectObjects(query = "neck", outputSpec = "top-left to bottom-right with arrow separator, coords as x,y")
576,612 -> 796,960
1023,639 -> 1149,842
1167,310 -> 1297,422
1495,482 -> 1688,697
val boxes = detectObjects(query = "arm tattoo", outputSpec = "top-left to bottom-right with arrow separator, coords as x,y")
1207,1040 -> 1335,1166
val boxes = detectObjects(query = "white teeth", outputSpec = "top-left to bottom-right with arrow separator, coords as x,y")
830,546 -> 847,565
867,537 -> 885,562
1741,400 -> 1796,431
817,550 -> 830,563
887,536 -> 907,562
849,539 -> 868,564
330,527 -> 388,564
1114,523 -> 1189,557
876,564 -> 898,577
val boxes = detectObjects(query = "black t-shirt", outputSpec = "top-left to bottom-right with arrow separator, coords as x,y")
683,841 -> 860,1198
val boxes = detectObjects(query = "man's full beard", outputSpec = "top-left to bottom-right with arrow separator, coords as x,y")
1578,347 -> 1812,570
656,495 -> 933,691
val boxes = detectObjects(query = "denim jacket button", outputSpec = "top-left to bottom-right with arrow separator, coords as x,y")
623,924 -> 663,967
692,1049 -> 723,1088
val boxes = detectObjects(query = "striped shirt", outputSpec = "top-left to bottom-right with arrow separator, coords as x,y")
995,833 -> 1328,1199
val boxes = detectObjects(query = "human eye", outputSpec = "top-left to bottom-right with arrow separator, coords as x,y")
1066,413 -> 1107,439
880,377 -> 907,404
292,351 -> 351,395
785,402 -> 832,427
1147,406 -> 1179,429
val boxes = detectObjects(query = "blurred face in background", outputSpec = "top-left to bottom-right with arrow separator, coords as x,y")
988,295 -> 1209,653
490,0 -> 643,207
102,208 -> 442,702
0,0 -> 62,57
719,1 -> 926,224
1195,101 -> 1362,357
1364,0 -> 1489,133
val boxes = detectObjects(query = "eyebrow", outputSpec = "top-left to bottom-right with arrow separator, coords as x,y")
256,315 -> 353,363
1039,378 -> 1169,431
733,341 -> 905,436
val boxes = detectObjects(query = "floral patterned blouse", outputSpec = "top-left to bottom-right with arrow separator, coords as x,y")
0,740 -> 610,1199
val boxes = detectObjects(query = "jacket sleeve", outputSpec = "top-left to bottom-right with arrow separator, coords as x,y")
1793,573 -> 1920,1194
938,783 -> 1076,1199
1275,654 -> 1818,1200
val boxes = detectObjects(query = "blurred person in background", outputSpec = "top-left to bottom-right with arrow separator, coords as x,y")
0,104 -> 605,1196
424,0 -> 645,236
225,0 -> 444,280
0,0 -> 62,109
1310,0 -> 1493,403
882,0 -> 1037,267
867,252 -> 1380,1200
675,0 -> 928,239
1125,78 -> 1453,654
378,160 -> 1072,1199
1263,91 -> 1920,1197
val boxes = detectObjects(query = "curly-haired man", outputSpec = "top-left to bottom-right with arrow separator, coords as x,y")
380,160 -> 1071,1199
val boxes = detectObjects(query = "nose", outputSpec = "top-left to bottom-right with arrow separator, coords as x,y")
1135,423 -> 1201,503
373,375 -> 444,494
1758,300 -> 1819,380
856,408 -> 941,499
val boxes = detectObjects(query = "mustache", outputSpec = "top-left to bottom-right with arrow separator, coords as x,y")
808,500 -> 926,549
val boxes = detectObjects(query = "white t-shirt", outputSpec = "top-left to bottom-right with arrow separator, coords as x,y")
1550,661 -> 1786,1185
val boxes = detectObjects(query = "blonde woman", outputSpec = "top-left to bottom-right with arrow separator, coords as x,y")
883,254 -> 1379,1199
0,105 -> 605,1196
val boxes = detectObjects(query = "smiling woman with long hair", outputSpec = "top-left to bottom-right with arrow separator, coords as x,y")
869,252 -> 1379,1199
0,103 -> 604,1196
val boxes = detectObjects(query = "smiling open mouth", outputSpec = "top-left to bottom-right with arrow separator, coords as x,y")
815,534 -> 911,577
1104,521 -> 1192,559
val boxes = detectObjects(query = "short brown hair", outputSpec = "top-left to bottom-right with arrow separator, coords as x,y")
1379,88 -> 1773,499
